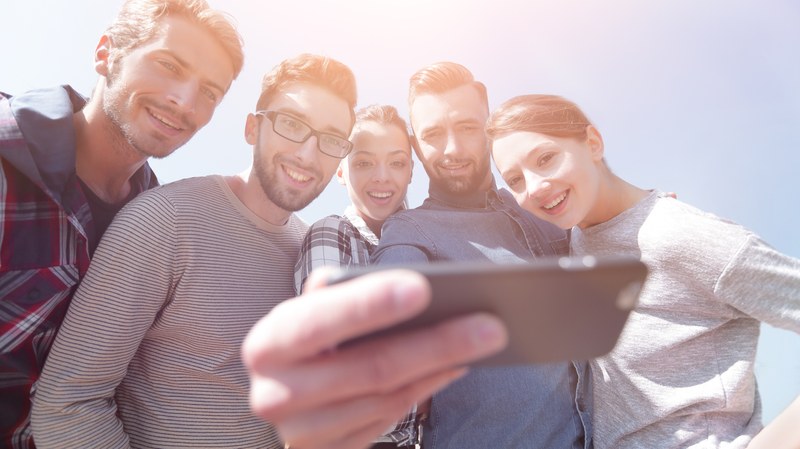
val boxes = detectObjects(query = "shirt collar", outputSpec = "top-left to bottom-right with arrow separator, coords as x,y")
1,85 -> 158,216
343,205 -> 379,246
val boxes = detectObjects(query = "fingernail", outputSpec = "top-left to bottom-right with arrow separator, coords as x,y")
469,316 -> 508,352
390,279 -> 426,315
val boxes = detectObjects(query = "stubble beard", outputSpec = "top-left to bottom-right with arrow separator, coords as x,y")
429,152 -> 492,195
101,61 -> 192,161
101,63 -> 152,159
252,139 -> 324,213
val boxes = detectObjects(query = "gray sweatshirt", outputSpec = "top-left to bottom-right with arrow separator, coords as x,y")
571,191 -> 800,449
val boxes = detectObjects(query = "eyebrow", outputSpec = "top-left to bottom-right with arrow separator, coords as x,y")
276,107 -> 348,137
503,141 -> 557,176
418,117 -> 481,136
352,149 -> 410,157
417,124 -> 442,137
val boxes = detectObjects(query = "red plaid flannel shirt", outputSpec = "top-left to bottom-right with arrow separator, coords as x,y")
0,87 -> 157,449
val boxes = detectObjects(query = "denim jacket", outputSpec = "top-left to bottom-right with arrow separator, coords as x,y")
373,180 -> 591,449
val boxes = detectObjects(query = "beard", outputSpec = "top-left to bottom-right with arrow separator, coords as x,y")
101,60 -> 194,160
252,139 -> 326,212
426,152 -> 492,195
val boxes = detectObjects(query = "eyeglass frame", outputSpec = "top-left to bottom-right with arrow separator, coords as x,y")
254,110 -> 353,159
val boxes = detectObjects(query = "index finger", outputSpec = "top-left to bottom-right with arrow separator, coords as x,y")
242,269 -> 430,368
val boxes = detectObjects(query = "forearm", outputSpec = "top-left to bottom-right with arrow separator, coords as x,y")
747,395 -> 800,449
717,235 -> 800,332
32,194 -> 177,448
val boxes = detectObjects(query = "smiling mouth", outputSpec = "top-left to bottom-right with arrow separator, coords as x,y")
441,162 -> 469,171
284,165 -> 311,183
368,191 -> 394,199
440,160 -> 470,171
544,192 -> 567,210
148,108 -> 183,131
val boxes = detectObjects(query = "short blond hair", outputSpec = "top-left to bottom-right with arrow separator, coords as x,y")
105,0 -> 244,79
407,62 -> 488,113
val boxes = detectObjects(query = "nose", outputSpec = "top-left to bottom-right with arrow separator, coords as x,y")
372,163 -> 389,183
166,79 -> 199,114
294,134 -> 319,162
526,173 -> 552,201
443,131 -> 460,157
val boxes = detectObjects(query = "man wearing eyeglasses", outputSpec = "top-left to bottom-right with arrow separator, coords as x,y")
30,53 -> 357,449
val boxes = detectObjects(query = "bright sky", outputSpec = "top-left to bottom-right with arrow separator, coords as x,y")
3,0 -> 798,423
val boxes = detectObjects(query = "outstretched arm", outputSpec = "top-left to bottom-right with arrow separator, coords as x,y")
747,395 -> 800,449
242,268 -> 508,449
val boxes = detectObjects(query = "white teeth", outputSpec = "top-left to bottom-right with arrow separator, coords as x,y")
368,191 -> 393,199
285,166 -> 310,182
441,163 -> 467,170
544,192 -> 567,210
150,110 -> 180,130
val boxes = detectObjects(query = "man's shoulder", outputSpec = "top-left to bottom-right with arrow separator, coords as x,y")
123,175 -> 220,212
4,85 -> 86,121
1,86 -> 86,179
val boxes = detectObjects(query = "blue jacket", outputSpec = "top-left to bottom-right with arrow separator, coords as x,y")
373,180 -> 590,449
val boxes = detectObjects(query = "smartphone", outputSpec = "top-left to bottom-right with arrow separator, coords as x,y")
329,255 -> 647,366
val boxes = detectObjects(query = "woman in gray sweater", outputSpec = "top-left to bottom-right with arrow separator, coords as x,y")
486,94 -> 800,449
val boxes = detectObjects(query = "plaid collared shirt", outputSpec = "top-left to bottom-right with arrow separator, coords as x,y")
0,87 -> 157,449
294,206 -> 419,447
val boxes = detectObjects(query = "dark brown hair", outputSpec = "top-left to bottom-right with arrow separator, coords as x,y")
350,104 -> 410,148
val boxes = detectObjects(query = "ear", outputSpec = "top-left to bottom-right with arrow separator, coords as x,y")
336,161 -> 346,186
94,35 -> 112,77
585,125 -> 605,162
245,113 -> 259,145
407,158 -> 414,185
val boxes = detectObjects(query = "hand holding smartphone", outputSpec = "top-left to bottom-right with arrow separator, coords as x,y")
329,256 -> 647,366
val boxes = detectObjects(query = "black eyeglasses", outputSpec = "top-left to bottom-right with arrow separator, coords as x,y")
255,110 -> 353,159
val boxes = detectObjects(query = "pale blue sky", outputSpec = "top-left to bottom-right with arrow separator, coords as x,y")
3,0 -> 798,423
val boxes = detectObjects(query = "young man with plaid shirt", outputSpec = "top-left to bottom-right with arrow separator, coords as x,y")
0,1 -> 243,447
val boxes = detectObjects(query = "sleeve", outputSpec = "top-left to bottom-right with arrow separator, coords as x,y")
376,404 -> 419,446
715,233 -> 800,333
31,191 -> 179,449
371,215 -> 435,265
294,216 -> 362,295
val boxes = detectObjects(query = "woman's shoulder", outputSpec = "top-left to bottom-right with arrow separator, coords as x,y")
308,214 -> 350,230
650,195 -> 752,242
304,214 -> 365,242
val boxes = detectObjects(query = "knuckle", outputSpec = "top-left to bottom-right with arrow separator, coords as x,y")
362,350 -> 401,393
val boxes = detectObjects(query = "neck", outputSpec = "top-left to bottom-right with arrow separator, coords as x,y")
74,96 -> 147,204
359,213 -> 384,238
227,167 -> 292,226
580,167 -> 648,229
429,171 -> 495,208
